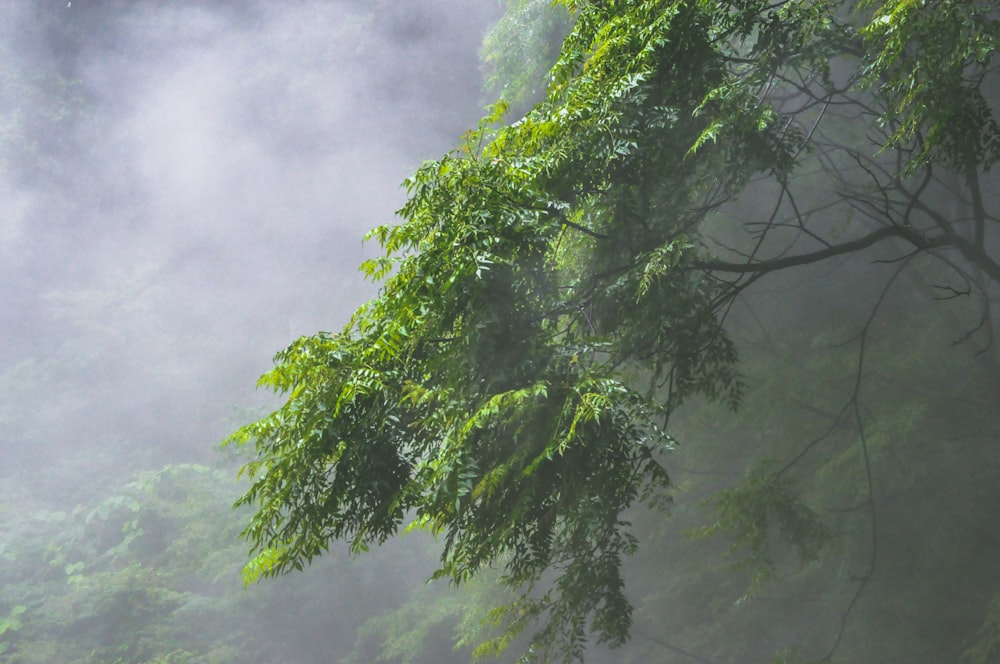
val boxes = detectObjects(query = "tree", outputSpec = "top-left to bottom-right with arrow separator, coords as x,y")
227,1 -> 1000,661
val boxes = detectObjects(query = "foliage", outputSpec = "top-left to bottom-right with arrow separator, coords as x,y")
0,462 -> 423,664
481,0 -> 574,115
614,286 -> 1000,662
691,460 -> 831,595
229,0 -> 1000,661
862,0 -> 1000,170
346,567 -> 515,664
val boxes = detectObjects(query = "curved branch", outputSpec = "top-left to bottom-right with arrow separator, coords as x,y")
559,216 -> 611,240
693,225 -> 1000,280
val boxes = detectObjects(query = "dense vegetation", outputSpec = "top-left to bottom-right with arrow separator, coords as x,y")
228,0 -> 1000,662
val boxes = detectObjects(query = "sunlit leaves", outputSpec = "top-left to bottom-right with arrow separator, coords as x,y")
862,0 -> 1000,170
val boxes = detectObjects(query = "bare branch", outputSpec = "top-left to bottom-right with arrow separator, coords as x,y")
693,225 -> 938,275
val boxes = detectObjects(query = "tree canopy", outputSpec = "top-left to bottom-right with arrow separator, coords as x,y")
227,1 -> 1000,661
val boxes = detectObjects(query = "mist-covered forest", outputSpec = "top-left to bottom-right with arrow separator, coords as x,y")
2,1 -> 999,663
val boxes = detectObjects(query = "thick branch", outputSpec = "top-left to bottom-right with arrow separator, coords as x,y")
692,225 -> 1000,280
560,217 -> 611,240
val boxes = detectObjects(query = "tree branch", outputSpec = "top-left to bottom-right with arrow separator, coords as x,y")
693,225 -> 933,275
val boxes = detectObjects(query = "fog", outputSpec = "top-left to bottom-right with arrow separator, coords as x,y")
1,0 -> 501,495
1,4 -> 507,660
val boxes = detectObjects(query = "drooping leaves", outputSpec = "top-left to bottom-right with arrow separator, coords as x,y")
229,0 -> 1000,660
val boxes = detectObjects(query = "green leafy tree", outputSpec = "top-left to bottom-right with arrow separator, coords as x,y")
228,1 -> 999,661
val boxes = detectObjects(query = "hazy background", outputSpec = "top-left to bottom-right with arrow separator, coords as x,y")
1,0 -> 502,500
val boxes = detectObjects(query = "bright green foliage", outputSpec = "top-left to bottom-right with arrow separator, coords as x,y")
862,0 -> 1000,170
230,0 -> 1000,661
230,2 -> 747,657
